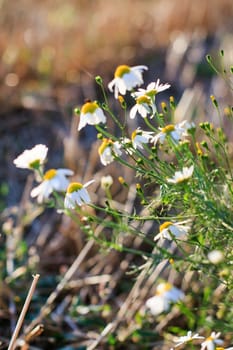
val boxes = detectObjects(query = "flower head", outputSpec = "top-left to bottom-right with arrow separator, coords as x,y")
101,175 -> 113,190
98,138 -> 122,166
146,282 -> 184,316
174,331 -> 204,347
108,64 -> 148,99
152,120 -> 195,145
31,168 -> 74,203
208,250 -> 224,264
167,165 -> 194,184
13,144 -> 48,170
131,128 -> 153,150
201,332 -> 224,350
154,220 -> 191,241
133,78 -> 171,100
129,95 -> 153,119
78,101 -> 106,131
64,180 -> 94,209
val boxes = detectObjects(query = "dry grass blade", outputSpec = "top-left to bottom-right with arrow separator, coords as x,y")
23,240 -> 95,335
7,274 -> 40,350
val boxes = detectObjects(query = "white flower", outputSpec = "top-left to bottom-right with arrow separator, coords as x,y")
167,165 -> 194,184
151,121 -> 194,145
101,175 -> 113,190
129,95 -> 154,119
174,331 -> 204,347
154,220 -> 191,241
64,180 -> 94,209
98,138 -> 122,166
132,78 -> 171,99
78,101 -> 106,131
13,144 -> 48,170
131,128 -> 153,150
108,64 -> 148,99
201,332 -> 224,350
208,250 -> 224,264
178,120 -> 196,132
31,168 -> 74,203
146,282 -> 184,316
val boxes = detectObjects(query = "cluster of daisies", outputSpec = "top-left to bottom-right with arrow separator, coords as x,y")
78,64 -> 195,168
145,282 -> 231,349
170,330 -> 232,350
13,64 -> 196,208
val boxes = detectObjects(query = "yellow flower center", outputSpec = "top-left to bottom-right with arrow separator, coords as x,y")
114,65 -> 130,78
81,101 -> 98,114
136,95 -> 151,105
156,282 -> 172,295
176,178 -> 184,184
29,159 -> 41,169
216,348 -> 224,350
206,336 -> 214,342
161,124 -> 175,134
98,138 -> 112,155
43,169 -> 57,180
67,182 -> 83,193
159,221 -> 172,232
131,130 -> 141,141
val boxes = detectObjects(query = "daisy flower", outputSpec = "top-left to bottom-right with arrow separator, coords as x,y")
129,95 -> 154,119
31,168 -> 74,203
151,121 -> 194,145
13,144 -> 48,170
132,78 -> 171,100
201,332 -> 224,350
64,180 -> 94,209
174,331 -> 204,347
178,120 -> 196,132
98,138 -> 122,166
207,250 -> 224,264
131,128 -> 153,150
167,165 -> 194,184
108,64 -> 148,99
154,220 -> 191,241
78,101 -> 106,131
146,282 -> 184,316
101,175 -> 113,190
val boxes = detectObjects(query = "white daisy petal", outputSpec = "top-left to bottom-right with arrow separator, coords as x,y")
78,101 -> 106,131
30,168 -> 73,203
146,282 -> 184,316
167,166 -> 194,184
108,64 -> 148,99
13,144 -> 48,170
64,180 -> 94,209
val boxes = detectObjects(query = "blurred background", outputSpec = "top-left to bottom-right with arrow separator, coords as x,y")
0,0 -> 233,111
